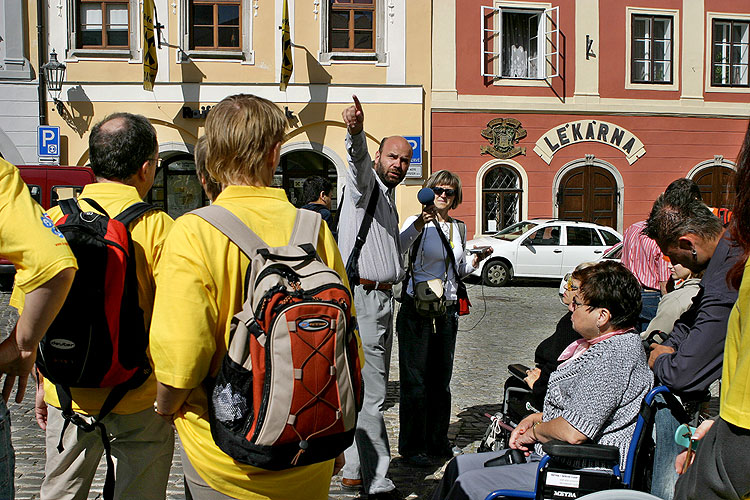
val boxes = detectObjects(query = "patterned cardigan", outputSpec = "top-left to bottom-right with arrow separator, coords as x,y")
535,332 -> 654,470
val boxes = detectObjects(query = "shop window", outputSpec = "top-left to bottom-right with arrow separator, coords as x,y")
482,5 -> 559,80
190,0 -> 241,50
320,0 -> 385,63
631,14 -> 673,84
482,165 -> 522,233
712,19 -> 749,87
276,150 -> 338,210
67,0 -> 138,58
147,155 -> 210,219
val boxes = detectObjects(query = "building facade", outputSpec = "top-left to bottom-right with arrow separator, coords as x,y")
0,1 -> 40,164
432,0 -> 750,237
43,0 -> 431,218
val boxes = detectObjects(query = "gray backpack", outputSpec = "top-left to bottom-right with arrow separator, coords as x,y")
192,205 -> 363,470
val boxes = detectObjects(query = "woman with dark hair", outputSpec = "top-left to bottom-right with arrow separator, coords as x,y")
431,261 -> 653,500
673,121 -> 750,500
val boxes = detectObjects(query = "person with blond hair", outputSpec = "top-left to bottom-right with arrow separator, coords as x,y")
193,135 -> 222,201
150,94 -> 353,499
396,169 -> 490,466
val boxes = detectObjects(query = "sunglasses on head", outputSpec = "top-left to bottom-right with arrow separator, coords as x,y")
433,187 -> 456,197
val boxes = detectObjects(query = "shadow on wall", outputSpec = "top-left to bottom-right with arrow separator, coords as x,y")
295,44 -> 332,136
60,85 -> 95,138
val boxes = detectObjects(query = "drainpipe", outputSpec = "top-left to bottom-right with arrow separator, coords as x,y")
37,0 -> 47,126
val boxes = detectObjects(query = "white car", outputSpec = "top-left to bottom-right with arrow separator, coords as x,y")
558,241 -> 624,297
468,219 -> 623,287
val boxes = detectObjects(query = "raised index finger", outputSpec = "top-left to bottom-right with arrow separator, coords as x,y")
352,95 -> 363,113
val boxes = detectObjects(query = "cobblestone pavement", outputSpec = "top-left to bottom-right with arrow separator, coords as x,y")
3,278 -> 563,499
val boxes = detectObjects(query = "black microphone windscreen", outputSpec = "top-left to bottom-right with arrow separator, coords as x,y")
417,187 -> 435,205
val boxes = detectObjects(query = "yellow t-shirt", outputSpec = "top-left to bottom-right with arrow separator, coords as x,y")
150,186 -> 361,499
11,182 -> 174,415
0,158 -> 77,292
721,256 -> 750,428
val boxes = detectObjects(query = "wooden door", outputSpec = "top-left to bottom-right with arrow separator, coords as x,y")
693,166 -> 735,209
558,166 -> 617,229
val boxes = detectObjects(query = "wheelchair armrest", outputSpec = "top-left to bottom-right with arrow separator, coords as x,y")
541,440 -> 620,464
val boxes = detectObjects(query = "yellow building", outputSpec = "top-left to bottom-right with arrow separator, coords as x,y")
45,0 -> 431,219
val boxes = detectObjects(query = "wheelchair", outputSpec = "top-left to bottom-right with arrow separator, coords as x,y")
484,386 -> 686,500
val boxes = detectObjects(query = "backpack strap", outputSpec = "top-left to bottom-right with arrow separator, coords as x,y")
115,202 -> 157,227
344,184 -> 380,285
455,219 -> 467,248
191,205 -> 267,259
288,209 -> 322,249
80,198 -> 110,217
58,198 -> 83,215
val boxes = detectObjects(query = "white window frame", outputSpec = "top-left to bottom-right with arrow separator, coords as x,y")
481,2 -> 559,86
705,11 -> 750,94
66,0 -> 139,60
319,0 -> 386,65
179,0 -> 253,62
625,6 -> 679,91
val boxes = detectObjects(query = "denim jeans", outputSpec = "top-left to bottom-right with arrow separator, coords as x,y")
396,296 -> 459,458
651,393 -> 681,500
0,398 -> 14,500
639,289 -> 662,333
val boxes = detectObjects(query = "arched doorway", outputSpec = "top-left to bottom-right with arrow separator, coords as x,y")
691,165 -> 735,209
557,165 -> 618,229
147,154 -> 209,219
276,150 -> 338,209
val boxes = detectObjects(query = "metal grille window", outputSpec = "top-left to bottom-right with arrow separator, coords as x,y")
482,166 -> 522,233
631,15 -> 673,84
190,0 -> 241,50
712,19 -> 749,87
329,0 -> 376,52
78,0 -> 129,48
482,6 -> 559,80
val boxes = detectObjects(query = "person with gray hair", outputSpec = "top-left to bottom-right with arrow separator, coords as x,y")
643,194 -> 741,500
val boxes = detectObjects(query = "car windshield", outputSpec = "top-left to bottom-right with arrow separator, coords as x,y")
603,243 -> 623,259
492,221 -> 538,241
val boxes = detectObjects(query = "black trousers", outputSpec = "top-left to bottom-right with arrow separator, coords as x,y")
396,296 -> 459,457
674,417 -> 750,500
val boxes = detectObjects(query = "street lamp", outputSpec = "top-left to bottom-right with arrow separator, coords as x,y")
41,49 -> 66,113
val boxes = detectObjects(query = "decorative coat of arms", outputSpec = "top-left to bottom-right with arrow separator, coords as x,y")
480,118 -> 527,159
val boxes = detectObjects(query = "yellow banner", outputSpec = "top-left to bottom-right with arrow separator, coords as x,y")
143,0 -> 158,91
280,0 -> 293,91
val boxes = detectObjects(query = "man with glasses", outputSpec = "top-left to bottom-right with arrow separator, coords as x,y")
17,113 -> 176,500
337,96 -> 413,499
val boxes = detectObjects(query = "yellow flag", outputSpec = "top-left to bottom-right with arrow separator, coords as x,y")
143,0 -> 158,91
280,0 -> 293,91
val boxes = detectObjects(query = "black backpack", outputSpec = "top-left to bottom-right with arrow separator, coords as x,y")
37,197 -> 156,500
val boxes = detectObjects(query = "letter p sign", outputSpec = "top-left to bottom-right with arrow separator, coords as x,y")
38,126 -> 61,157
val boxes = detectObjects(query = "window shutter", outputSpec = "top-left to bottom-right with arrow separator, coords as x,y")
544,6 -> 560,79
68,0 -> 78,51
481,6 -> 501,78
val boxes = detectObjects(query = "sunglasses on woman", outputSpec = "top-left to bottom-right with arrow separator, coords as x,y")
433,187 -> 456,197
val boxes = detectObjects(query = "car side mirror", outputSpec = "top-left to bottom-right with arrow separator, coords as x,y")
522,238 -> 532,247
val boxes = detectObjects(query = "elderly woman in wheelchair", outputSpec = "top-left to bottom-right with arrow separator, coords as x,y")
432,261 -> 654,500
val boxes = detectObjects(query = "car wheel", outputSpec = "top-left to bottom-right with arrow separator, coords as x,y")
482,260 -> 510,287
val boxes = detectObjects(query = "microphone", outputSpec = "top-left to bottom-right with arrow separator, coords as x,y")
417,187 -> 435,206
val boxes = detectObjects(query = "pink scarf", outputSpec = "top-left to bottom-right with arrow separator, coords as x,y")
557,328 -> 634,368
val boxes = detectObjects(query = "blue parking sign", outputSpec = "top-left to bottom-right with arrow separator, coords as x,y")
404,136 -> 422,164
38,126 -> 60,157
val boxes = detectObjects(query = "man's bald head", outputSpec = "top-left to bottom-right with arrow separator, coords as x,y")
89,112 -> 158,181
374,136 -> 412,188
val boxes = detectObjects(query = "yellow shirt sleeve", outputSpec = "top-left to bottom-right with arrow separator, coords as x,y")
721,257 -> 750,428
0,159 -> 77,293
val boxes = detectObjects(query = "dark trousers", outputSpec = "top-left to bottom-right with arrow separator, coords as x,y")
639,289 -> 661,333
674,417 -> 750,500
396,296 -> 459,457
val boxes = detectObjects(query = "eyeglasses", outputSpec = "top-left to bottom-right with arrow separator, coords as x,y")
149,157 -> 162,167
432,187 -> 456,197
565,275 -> 579,291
